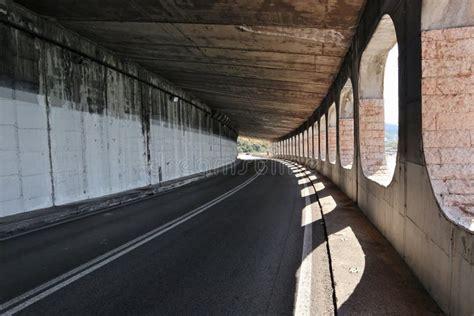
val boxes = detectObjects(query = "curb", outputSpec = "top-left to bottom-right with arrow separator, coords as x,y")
0,161 -> 241,241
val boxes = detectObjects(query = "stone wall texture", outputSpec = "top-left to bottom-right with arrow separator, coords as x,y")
276,1 -> 474,314
422,26 -> 474,218
359,98 -> 385,176
328,126 -> 337,163
339,118 -> 354,168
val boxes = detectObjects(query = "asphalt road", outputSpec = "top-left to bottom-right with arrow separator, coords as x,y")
0,159 -> 334,315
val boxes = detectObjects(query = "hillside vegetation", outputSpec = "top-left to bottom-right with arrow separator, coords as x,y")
237,137 -> 270,153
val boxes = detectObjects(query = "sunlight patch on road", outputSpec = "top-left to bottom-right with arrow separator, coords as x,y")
327,226 -> 365,309
300,184 -> 316,199
298,178 -> 311,185
295,187 -> 314,315
319,195 -> 337,214
313,181 -> 325,192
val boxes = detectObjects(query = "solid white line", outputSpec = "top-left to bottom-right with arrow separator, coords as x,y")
294,167 -> 313,316
0,168 -> 263,315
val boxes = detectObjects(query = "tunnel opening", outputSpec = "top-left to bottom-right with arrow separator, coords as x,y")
358,15 -> 399,186
339,79 -> 355,169
237,136 -> 270,156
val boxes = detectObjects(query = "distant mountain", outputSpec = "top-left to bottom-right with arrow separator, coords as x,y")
385,123 -> 398,152
385,123 -> 398,134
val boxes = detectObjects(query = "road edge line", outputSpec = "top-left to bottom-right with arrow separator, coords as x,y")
0,166 -> 264,315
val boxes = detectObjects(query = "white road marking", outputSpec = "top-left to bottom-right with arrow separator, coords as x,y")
264,159 -> 314,314
0,167 -> 264,315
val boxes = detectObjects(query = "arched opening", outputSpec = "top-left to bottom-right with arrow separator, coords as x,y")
320,116 -> 327,161
328,103 -> 337,164
359,15 -> 399,186
313,122 -> 319,159
339,79 -> 355,169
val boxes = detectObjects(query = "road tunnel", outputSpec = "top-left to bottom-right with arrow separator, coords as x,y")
0,0 -> 473,314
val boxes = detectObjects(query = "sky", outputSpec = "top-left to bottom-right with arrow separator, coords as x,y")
383,44 -> 399,126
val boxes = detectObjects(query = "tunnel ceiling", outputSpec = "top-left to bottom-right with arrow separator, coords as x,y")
14,0 -> 365,139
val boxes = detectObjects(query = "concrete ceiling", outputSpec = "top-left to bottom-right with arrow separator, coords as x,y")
15,0 -> 366,139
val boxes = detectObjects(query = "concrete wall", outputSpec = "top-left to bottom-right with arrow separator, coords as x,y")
0,4 -> 237,217
275,0 -> 473,314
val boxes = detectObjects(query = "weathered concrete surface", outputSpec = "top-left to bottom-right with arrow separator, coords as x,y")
12,0 -> 366,139
0,161 -> 240,240
421,0 -> 474,31
0,4 -> 237,217
289,161 -> 442,314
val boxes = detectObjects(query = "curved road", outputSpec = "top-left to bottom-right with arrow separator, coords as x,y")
0,159 -> 334,315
